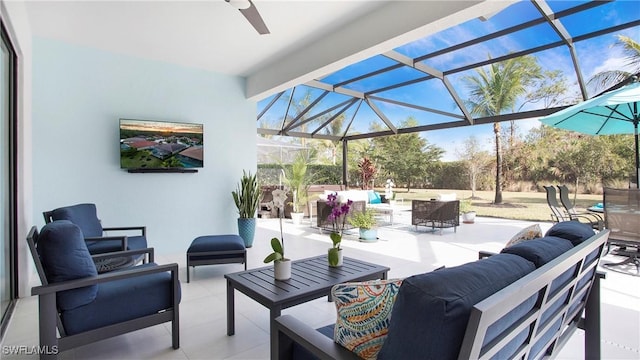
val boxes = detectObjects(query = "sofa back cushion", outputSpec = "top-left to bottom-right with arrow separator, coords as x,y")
51,203 -> 103,238
544,221 -> 595,246
378,253 -> 535,360
37,220 -> 98,311
501,236 -> 573,268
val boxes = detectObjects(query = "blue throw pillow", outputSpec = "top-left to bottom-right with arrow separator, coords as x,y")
501,236 -> 573,268
378,253 -> 535,360
545,221 -> 595,246
38,220 -> 98,311
367,191 -> 382,204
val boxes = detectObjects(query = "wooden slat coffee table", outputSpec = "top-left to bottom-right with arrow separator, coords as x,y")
225,255 -> 389,359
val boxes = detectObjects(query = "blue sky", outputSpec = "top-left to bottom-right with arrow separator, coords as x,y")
258,1 -> 640,162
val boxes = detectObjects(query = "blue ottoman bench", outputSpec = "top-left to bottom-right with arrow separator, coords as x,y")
186,235 -> 247,283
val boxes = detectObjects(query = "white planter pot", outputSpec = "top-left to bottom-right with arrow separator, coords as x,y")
328,248 -> 343,267
359,228 -> 378,242
274,259 -> 291,280
462,211 -> 476,224
290,212 -> 304,225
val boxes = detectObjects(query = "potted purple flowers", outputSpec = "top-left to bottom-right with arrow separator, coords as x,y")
325,193 -> 352,267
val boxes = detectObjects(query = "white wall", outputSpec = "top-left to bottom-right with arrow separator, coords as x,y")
32,37 -> 256,255
2,0 -> 34,297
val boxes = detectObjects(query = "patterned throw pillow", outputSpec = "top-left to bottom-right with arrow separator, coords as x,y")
332,279 -> 403,360
504,223 -> 543,248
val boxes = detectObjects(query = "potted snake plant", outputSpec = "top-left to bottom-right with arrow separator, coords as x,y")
232,170 -> 262,247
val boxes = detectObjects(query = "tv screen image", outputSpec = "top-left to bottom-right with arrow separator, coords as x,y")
120,119 -> 203,170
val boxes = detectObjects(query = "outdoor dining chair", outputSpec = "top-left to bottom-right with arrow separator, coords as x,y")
557,185 -> 604,230
602,187 -> 640,274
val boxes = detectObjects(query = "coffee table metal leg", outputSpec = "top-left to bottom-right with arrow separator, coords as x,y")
270,306 -> 282,360
227,279 -> 235,336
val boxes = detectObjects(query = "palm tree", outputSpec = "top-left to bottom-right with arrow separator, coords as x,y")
588,35 -> 640,93
321,113 -> 346,165
464,55 -> 541,203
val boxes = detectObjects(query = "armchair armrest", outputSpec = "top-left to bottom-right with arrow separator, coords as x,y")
91,247 -> 154,263
478,250 -> 497,259
569,214 -> 604,230
275,315 -> 359,360
31,262 -> 178,296
103,226 -> 146,237
84,235 -> 128,251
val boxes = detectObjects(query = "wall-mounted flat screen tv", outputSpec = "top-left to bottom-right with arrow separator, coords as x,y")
120,118 -> 204,171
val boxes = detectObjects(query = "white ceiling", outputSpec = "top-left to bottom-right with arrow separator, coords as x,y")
25,0 -> 513,100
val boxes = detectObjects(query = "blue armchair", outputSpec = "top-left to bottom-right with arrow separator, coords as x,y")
43,203 -> 148,256
27,221 -> 180,359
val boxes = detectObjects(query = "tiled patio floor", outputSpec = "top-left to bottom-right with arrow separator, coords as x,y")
2,212 -> 639,359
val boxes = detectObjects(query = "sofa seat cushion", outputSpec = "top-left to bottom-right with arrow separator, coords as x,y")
545,221 -> 595,246
293,324 -> 335,360
37,220 -> 98,311
501,236 -> 573,268
61,263 -> 179,335
378,253 -> 535,360
332,279 -> 403,359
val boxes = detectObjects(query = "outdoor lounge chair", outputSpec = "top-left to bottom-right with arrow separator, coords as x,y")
543,185 -> 568,223
557,185 -> 604,230
27,221 -> 180,359
602,187 -> 640,274
43,203 -> 148,259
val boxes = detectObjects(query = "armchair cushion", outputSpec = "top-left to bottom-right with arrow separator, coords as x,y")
378,253 -> 535,360
545,221 -> 595,246
51,203 -> 103,238
61,263 -> 178,335
124,235 -> 147,250
332,279 -> 403,359
37,220 -> 98,311
501,236 -> 573,268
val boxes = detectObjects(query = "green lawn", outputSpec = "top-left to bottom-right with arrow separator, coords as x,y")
386,188 -> 603,222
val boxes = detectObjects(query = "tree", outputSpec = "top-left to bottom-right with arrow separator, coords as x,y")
456,136 -> 491,198
464,55 -> 542,203
321,113 -> 346,165
357,157 -> 377,190
372,118 -> 444,191
588,35 -> 640,93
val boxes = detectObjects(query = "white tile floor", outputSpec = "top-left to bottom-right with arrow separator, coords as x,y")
2,211 -> 639,359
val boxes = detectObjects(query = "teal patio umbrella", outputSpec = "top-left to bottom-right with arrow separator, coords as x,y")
539,78 -> 640,188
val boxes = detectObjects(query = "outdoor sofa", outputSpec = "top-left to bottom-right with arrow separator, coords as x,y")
274,221 -> 609,359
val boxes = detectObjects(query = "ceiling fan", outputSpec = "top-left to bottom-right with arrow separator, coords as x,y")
225,0 -> 270,35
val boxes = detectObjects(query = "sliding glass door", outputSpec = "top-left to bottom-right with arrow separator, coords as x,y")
0,21 -> 17,337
